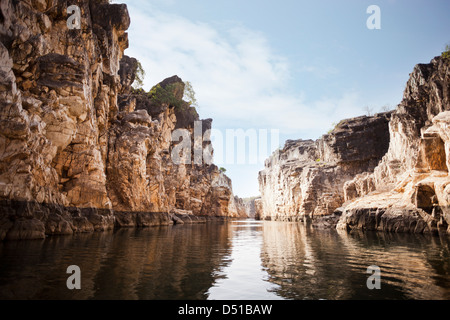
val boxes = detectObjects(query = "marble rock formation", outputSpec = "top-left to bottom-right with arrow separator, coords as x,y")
0,0 -> 242,240
258,113 -> 391,221
258,54 -> 450,234
338,56 -> 450,234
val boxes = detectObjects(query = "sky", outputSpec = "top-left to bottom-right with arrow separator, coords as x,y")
119,0 -> 450,198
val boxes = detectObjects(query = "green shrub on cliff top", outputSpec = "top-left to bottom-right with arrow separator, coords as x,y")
442,44 -> 450,60
148,83 -> 183,110
132,77 -> 198,111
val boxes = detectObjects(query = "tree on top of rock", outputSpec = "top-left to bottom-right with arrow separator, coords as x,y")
183,81 -> 198,108
132,59 -> 145,90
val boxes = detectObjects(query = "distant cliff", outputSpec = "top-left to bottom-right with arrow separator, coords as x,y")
0,0 -> 244,240
258,113 -> 391,221
234,196 -> 262,219
259,55 -> 450,234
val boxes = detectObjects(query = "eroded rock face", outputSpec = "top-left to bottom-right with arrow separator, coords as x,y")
232,196 -> 259,219
258,113 -> 391,221
0,0 -> 242,240
0,0 -> 129,209
254,198 -> 263,220
343,57 -> 450,202
337,57 -> 450,234
115,78 -> 243,221
259,55 -> 450,234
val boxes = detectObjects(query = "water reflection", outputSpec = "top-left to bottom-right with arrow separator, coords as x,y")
0,223 -> 233,300
261,222 -> 450,300
207,220 -> 281,300
0,220 -> 449,300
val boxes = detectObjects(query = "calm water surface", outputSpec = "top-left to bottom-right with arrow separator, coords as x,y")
0,220 -> 449,300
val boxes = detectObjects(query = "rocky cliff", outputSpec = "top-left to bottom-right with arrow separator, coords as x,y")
0,0 -> 243,240
233,196 -> 261,219
337,56 -> 450,234
259,55 -> 450,234
258,112 -> 391,221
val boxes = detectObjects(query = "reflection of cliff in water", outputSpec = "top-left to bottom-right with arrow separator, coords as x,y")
0,223 -> 233,300
260,222 -> 353,299
260,222 -> 450,300
207,220 -> 282,300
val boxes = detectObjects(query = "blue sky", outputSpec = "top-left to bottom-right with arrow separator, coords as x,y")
120,0 -> 450,198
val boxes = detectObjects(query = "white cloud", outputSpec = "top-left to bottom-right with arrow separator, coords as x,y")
298,64 -> 340,79
124,1 -> 364,138
122,0 -> 372,197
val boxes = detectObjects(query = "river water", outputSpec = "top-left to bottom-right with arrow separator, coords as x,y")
0,220 -> 449,300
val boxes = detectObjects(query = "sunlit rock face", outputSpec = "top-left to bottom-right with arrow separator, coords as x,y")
343,57 -> 450,202
338,57 -> 450,234
0,0 -> 242,240
259,55 -> 450,234
0,0 -> 130,210
258,113 -> 391,221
